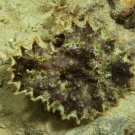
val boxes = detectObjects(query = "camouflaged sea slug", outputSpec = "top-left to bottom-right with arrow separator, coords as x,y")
9,5 -> 135,124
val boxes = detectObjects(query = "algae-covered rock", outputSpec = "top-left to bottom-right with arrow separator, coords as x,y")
108,0 -> 135,29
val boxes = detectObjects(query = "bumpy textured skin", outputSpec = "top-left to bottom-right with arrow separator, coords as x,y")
10,6 -> 135,124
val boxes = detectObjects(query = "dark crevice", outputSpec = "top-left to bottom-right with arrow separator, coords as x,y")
53,33 -> 65,47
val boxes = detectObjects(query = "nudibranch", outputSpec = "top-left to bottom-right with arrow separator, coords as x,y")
9,6 -> 135,124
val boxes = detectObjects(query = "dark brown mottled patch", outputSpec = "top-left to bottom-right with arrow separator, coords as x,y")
109,61 -> 133,87
10,21 -> 134,124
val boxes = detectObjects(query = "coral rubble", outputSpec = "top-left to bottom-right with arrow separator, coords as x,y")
9,5 -> 135,124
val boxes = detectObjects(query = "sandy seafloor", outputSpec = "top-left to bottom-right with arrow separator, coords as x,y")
0,0 -> 135,134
